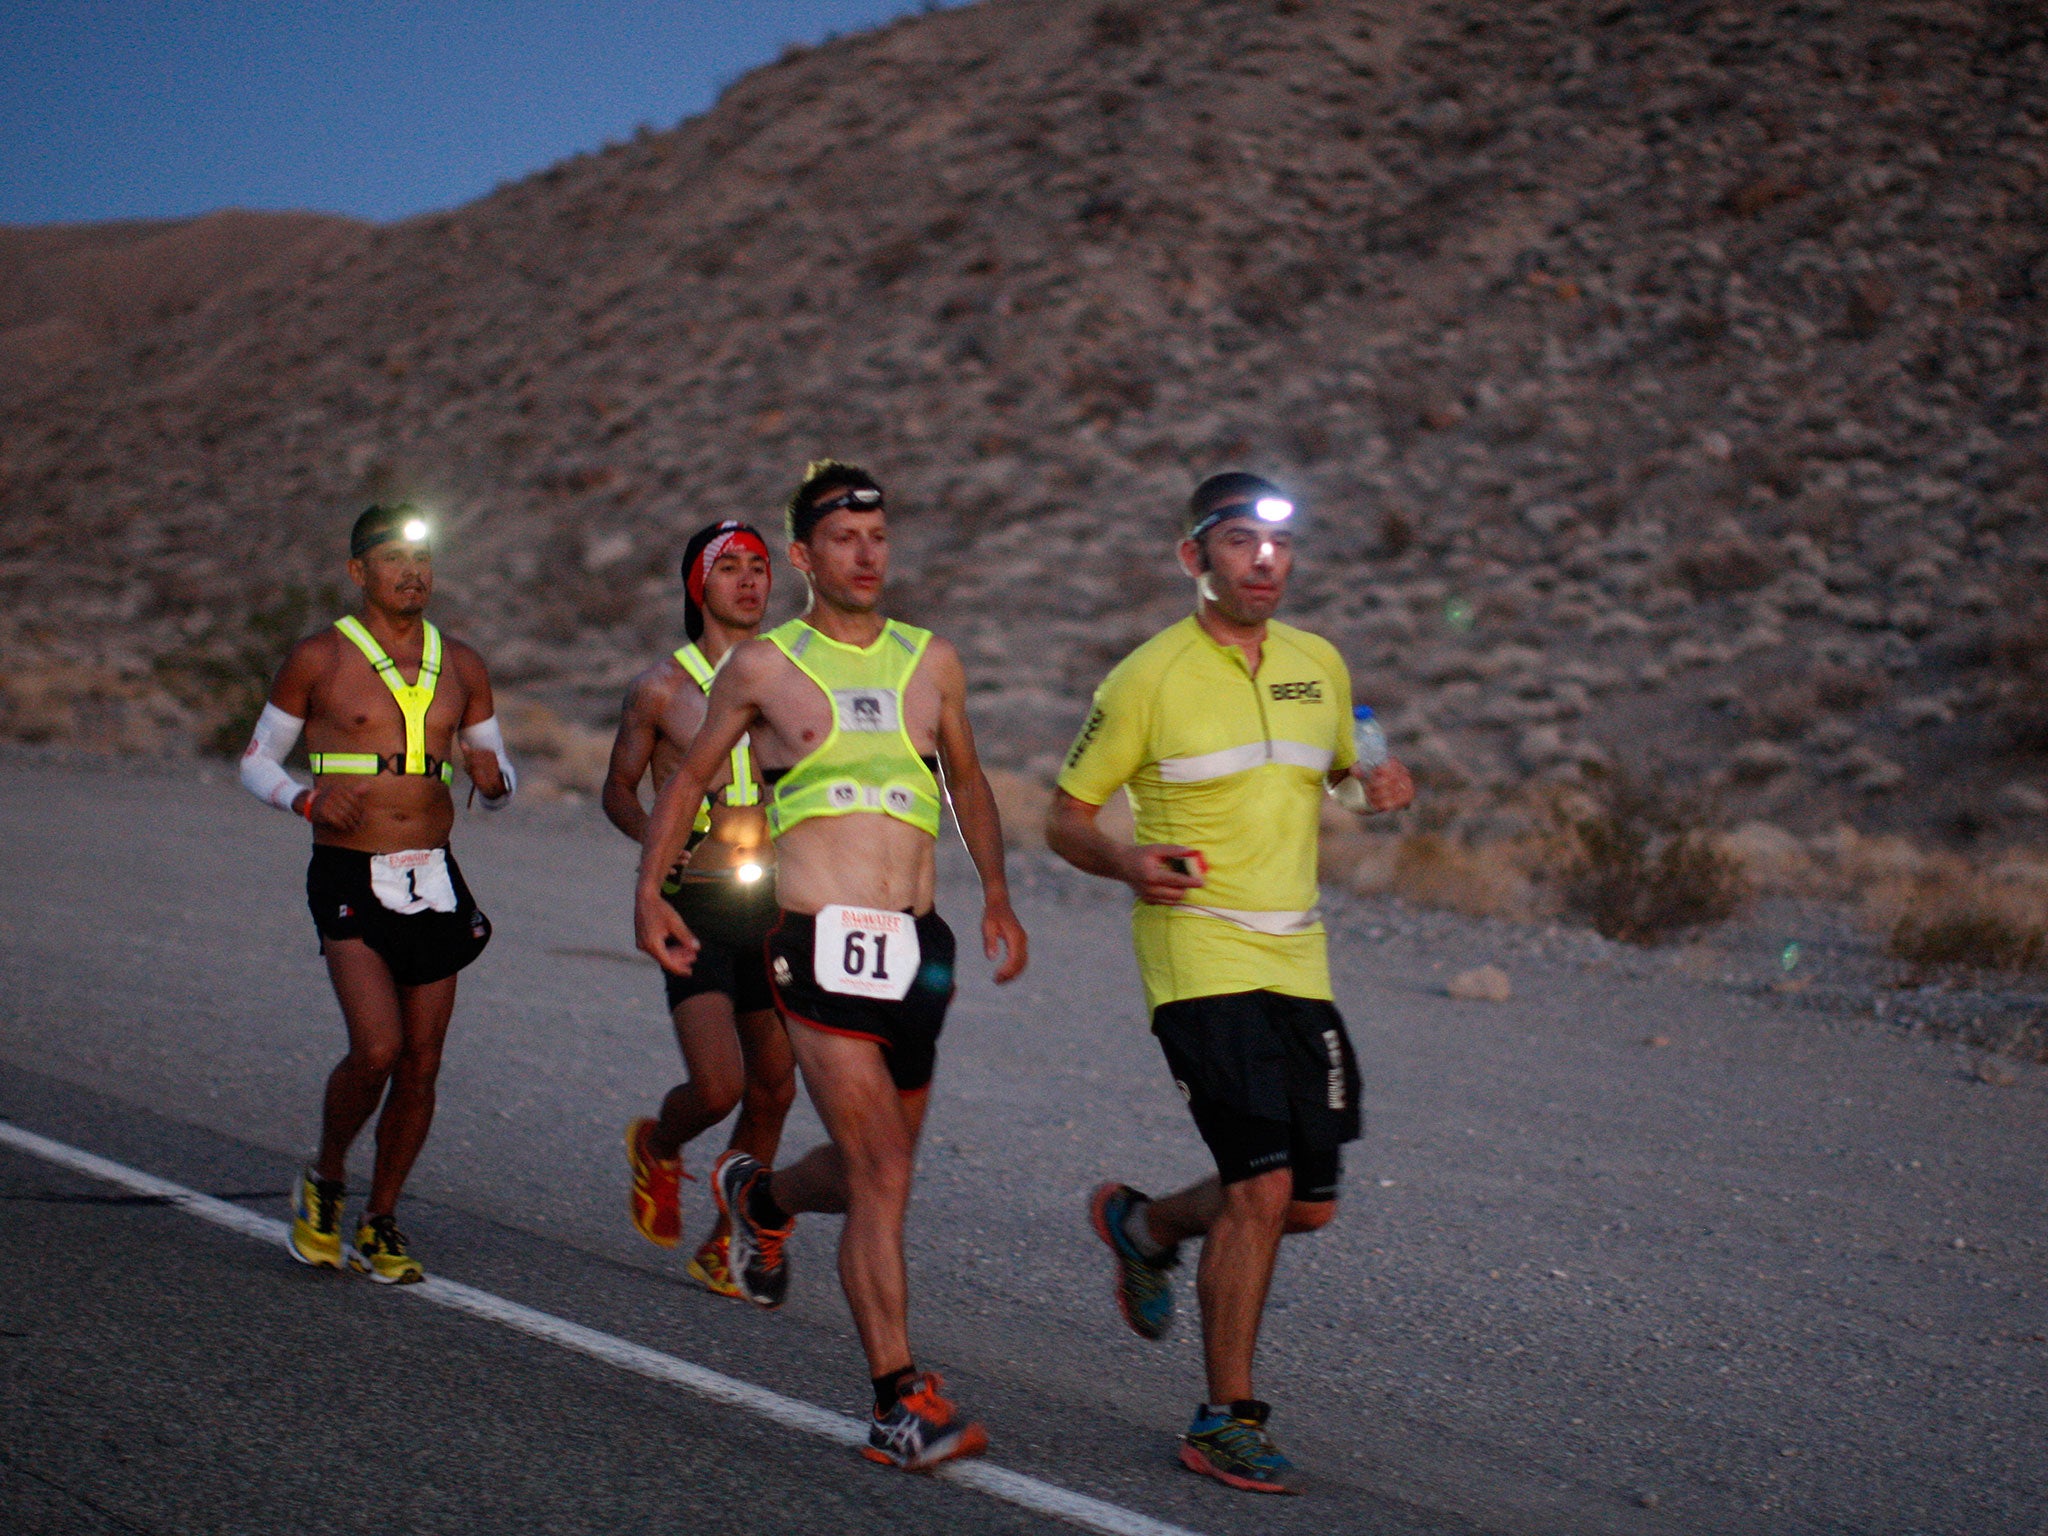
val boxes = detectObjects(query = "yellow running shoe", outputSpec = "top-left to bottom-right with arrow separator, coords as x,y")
287,1166 -> 346,1269
685,1231 -> 744,1299
625,1117 -> 685,1248
350,1213 -> 425,1285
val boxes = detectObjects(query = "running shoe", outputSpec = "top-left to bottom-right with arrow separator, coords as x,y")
350,1213 -> 425,1285
685,1230 -> 743,1299
1089,1181 -> 1179,1341
861,1374 -> 990,1472
625,1117 -> 686,1248
1179,1401 -> 1297,1495
287,1166 -> 346,1269
712,1150 -> 794,1309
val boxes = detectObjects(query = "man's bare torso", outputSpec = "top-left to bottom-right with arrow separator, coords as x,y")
303,628 -> 476,854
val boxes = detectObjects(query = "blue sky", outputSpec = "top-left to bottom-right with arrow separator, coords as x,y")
0,1 -> 961,227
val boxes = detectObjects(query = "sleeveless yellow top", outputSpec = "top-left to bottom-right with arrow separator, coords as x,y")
763,618 -> 942,839
673,641 -> 759,836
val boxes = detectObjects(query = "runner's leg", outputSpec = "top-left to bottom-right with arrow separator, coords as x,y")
1190,1168 -> 1291,1405
649,993 -> 747,1161
364,971 -> 457,1216
776,1024 -> 929,1376
726,1005 -> 797,1165
313,938 -> 405,1184
1147,1177 -> 1335,1244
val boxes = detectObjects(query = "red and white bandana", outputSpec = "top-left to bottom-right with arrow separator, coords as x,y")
686,525 -> 771,606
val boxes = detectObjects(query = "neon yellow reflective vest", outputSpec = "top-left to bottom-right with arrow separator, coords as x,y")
673,641 -> 760,836
310,617 -> 453,783
763,618 -> 942,839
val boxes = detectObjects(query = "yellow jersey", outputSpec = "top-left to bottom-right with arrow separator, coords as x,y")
1057,615 -> 1356,1012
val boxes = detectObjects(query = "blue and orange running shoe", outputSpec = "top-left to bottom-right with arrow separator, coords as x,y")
1089,1181 -> 1178,1340
861,1374 -> 989,1472
1179,1400 -> 1297,1495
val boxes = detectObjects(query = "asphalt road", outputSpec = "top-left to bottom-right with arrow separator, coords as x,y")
1,754 -> 2042,1535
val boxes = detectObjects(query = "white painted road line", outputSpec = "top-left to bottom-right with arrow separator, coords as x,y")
0,1119 -> 1207,1536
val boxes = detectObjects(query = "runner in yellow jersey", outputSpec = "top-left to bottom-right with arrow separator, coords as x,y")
1047,472 -> 1414,1494
240,503 -> 516,1285
635,461 -> 1027,1472
603,519 -> 795,1298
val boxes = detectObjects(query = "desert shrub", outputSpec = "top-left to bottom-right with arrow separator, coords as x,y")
1090,2 -> 1154,46
1560,774 -> 1747,944
1871,860 -> 2048,976
1986,603 -> 2048,753
1891,911 -> 2044,972
154,582 -> 338,756
1390,832 -> 1537,920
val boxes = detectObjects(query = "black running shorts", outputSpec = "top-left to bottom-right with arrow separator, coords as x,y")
662,892 -> 774,1015
1151,991 -> 1362,1203
764,910 -> 956,1093
305,845 -> 491,988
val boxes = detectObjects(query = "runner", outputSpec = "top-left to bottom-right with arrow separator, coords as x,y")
634,460 -> 1028,1472
604,518 -> 795,1298
240,502 -> 516,1285
1045,472 -> 1414,1494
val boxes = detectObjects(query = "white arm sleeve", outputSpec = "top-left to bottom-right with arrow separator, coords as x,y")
458,715 -> 516,808
240,703 -> 310,814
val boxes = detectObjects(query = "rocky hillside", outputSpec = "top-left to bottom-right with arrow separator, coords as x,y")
1,0 -> 2043,846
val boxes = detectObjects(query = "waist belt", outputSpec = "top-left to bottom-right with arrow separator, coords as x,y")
309,752 -> 454,783
1166,904 -> 1322,936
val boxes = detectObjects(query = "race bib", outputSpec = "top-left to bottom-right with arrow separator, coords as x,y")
813,904 -> 919,1001
833,688 -> 900,733
369,848 -> 458,915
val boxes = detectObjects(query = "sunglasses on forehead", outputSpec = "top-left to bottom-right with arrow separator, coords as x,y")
810,486 -> 884,515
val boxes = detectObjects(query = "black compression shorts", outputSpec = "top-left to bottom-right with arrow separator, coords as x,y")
1151,991 -> 1362,1203
764,910 -> 956,1093
305,845 -> 491,988
662,890 -> 774,1014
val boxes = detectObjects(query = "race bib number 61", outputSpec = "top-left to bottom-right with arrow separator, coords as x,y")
813,904 -> 919,1002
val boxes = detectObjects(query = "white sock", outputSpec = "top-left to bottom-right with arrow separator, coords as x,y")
1122,1198 -> 1169,1260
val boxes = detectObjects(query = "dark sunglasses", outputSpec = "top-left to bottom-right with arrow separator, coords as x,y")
810,486 -> 884,515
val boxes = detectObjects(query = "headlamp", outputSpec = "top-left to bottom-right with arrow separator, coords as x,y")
402,518 -> 430,544
810,486 -> 884,516
1188,496 -> 1296,542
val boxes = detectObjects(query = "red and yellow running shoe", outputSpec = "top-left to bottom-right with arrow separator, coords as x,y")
685,1229 -> 744,1299
625,1118 -> 687,1248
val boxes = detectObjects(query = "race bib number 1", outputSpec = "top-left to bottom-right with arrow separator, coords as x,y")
813,904 -> 919,1001
369,848 -> 459,915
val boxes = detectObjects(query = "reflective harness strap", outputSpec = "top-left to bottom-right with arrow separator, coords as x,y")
673,644 -> 758,807
313,618 -> 451,782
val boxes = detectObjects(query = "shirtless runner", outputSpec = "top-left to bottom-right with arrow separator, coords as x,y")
605,519 -> 796,1297
241,502 -> 515,1285
634,461 -> 1027,1472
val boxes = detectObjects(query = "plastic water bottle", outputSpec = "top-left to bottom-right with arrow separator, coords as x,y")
1333,705 -> 1387,812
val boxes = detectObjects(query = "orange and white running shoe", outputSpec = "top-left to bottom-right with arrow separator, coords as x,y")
861,1374 -> 990,1472
712,1150 -> 794,1308
625,1118 -> 687,1248
685,1229 -> 743,1299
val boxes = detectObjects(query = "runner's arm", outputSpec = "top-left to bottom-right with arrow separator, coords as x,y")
450,640 -> 513,806
633,645 -> 764,974
929,639 -> 1027,983
1045,661 -> 1203,903
1045,790 -> 1205,905
239,636 -> 324,817
602,670 -> 670,842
